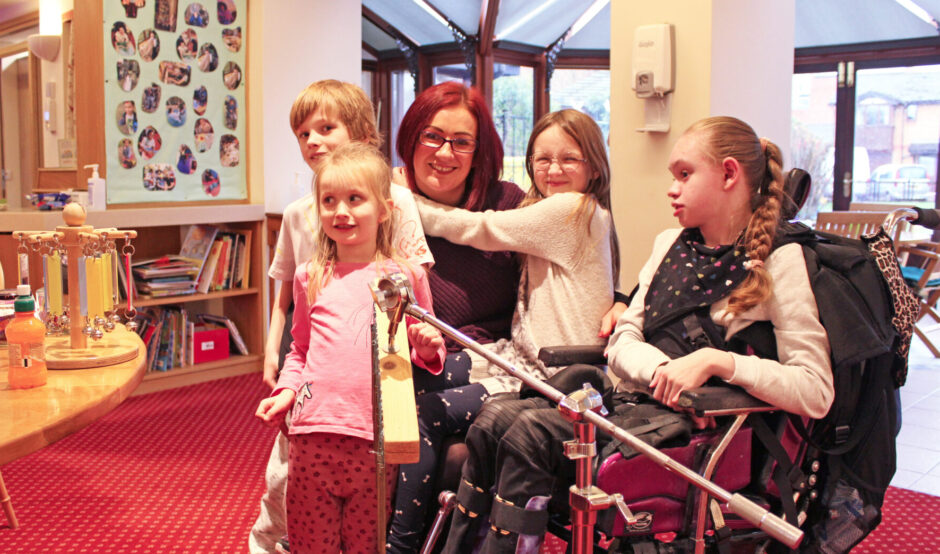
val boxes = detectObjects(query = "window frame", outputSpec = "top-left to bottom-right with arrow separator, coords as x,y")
795,37 -> 940,211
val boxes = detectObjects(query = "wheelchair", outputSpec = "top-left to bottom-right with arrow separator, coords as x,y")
421,344 -> 819,554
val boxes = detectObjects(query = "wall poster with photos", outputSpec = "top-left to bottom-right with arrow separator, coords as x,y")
104,0 -> 246,204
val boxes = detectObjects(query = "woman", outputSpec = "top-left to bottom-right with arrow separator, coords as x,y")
387,81 -> 525,554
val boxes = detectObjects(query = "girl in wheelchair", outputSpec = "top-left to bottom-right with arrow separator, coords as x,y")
442,116 -> 834,553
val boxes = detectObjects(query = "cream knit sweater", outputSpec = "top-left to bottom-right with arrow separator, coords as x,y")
416,192 -> 614,393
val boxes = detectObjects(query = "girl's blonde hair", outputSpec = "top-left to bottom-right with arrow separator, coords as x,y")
306,143 -> 395,302
289,80 -> 382,148
685,116 -> 784,315
523,109 -> 620,283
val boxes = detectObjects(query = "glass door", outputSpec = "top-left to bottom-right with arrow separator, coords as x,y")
853,64 -> 940,208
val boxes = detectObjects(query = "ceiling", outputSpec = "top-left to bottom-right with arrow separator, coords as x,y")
362,0 -> 940,59
796,0 -> 940,48
362,0 -> 610,57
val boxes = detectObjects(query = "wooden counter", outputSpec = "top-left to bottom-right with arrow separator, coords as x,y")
0,329 -> 146,466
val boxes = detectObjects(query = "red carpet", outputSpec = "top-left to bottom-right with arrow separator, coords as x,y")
1,373 -> 937,553
0,373 -> 277,553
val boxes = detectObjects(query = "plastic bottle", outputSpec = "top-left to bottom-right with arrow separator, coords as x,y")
6,284 -> 48,389
84,163 -> 106,211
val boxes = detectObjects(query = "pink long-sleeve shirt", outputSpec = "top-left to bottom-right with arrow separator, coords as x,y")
275,259 -> 444,441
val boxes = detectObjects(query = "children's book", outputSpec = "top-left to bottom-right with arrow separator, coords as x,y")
132,255 -> 201,279
179,224 -> 220,283
197,240 -> 224,294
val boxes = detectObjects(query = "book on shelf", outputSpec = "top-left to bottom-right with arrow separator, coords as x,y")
131,255 -> 202,280
194,229 -> 252,294
197,240 -> 224,294
179,224 -> 220,283
132,224 -> 240,299
198,313 -> 249,355
129,306 -> 243,371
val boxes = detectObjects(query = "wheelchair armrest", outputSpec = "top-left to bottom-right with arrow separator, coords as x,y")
677,386 -> 774,416
537,344 -> 607,367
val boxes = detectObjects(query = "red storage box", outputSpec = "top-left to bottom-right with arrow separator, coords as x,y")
193,324 -> 230,364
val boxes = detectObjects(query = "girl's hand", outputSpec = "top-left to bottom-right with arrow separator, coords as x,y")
598,301 -> 628,338
649,348 -> 734,409
256,389 -> 295,426
408,322 -> 444,363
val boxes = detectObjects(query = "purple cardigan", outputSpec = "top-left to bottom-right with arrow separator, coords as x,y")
424,180 -> 525,351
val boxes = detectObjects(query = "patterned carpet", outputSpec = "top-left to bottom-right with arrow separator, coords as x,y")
1,373 -> 937,553
0,373 -> 277,553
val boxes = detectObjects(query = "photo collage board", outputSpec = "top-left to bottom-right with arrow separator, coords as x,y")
104,0 -> 246,203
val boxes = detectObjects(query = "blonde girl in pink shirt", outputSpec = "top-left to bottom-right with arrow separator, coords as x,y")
256,143 -> 446,553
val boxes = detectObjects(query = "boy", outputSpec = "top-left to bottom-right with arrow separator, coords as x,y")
249,80 -> 432,553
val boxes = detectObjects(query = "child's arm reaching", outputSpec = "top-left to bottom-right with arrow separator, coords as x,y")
415,192 -> 601,267
404,265 -> 446,374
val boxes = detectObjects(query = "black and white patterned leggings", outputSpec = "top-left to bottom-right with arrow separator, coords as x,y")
386,351 -> 489,553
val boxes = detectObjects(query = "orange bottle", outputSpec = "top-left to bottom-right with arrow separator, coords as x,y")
6,284 -> 48,389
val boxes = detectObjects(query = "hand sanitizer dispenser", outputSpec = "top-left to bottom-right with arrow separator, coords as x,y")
632,23 -> 675,133
84,164 -> 106,211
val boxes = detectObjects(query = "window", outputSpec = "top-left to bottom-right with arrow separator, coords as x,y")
789,71 -> 837,221
389,68 -> 415,167
493,63 -> 533,188
550,68 -> 611,143
854,65 -> 940,205
795,42 -> 940,213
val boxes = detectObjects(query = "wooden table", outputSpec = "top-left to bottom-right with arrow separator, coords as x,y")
0,330 -> 146,528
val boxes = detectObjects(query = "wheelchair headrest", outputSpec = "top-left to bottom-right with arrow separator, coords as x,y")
782,168 -> 812,220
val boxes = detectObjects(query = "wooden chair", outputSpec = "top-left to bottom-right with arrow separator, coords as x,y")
897,241 -> 940,357
815,211 -> 893,240
0,470 -> 17,529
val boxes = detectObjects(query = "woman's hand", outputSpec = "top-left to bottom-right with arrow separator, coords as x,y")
598,301 -> 628,338
256,389 -> 295,426
408,322 -> 444,363
649,348 -> 734,408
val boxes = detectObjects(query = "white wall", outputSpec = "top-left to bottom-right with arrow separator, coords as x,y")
710,0 -> 794,165
257,0 -> 362,213
610,0 -> 795,284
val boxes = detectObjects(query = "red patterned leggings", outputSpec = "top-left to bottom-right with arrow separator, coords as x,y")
286,432 -> 397,554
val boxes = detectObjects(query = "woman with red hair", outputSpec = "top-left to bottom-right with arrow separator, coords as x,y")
387,81 -> 526,553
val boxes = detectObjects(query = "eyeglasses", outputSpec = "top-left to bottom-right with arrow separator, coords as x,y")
419,129 -> 478,154
530,154 -> 588,173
